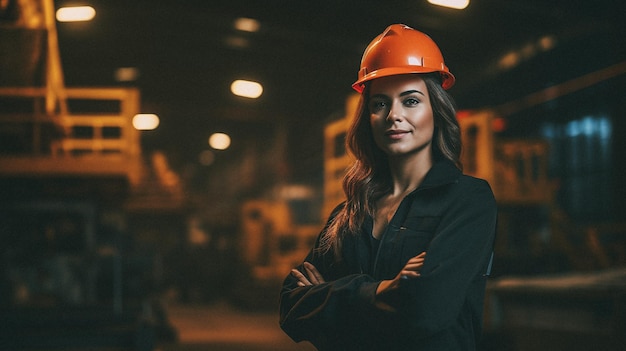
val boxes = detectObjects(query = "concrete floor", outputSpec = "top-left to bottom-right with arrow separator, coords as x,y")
157,299 -> 626,351
158,302 -> 315,351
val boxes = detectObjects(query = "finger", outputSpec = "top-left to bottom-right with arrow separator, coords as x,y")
304,265 -> 318,285
403,259 -> 425,273
406,257 -> 425,265
405,256 -> 425,266
410,252 -> 426,261
404,261 -> 424,270
405,256 -> 425,265
303,263 -> 324,285
291,269 -> 312,286
400,271 -> 421,279
402,262 -> 423,272
404,253 -> 425,264
304,262 -> 326,284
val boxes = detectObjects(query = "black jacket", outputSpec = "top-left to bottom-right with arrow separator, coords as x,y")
279,160 -> 497,350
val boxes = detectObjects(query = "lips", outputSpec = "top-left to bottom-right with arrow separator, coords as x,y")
385,129 -> 410,139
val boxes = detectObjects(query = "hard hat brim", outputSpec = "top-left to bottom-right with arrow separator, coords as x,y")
352,66 -> 455,93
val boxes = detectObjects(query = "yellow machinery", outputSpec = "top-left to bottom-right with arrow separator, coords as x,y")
240,195 -> 321,283
237,95 -> 361,288
0,0 -> 143,185
458,109 -> 552,205
0,1 -> 180,348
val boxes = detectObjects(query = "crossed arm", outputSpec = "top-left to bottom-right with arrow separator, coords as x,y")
290,251 -> 426,295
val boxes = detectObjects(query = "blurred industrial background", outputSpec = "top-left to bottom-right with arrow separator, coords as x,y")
1,0 -> 625,350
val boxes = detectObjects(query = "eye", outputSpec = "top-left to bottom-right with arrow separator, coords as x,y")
369,99 -> 388,113
403,97 -> 420,107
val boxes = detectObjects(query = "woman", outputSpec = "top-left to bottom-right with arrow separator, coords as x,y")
279,24 -> 497,351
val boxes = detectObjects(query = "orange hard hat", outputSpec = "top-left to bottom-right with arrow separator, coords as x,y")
352,24 -> 455,93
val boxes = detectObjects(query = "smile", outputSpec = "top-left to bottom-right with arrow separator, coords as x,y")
385,130 -> 410,140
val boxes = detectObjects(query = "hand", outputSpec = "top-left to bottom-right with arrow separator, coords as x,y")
291,262 -> 326,287
376,252 -> 426,295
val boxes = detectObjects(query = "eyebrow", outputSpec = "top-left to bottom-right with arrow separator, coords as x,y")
371,89 -> 425,99
400,89 -> 425,97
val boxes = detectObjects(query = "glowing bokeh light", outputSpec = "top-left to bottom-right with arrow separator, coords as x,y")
427,0 -> 469,10
114,67 -> 140,82
132,114 -> 160,130
234,17 -> 260,32
209,133 -> 231,150
230,80 -> 263,99
56,6 -> 96,22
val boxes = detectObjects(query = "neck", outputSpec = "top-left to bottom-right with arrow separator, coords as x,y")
387,150 -> 433,196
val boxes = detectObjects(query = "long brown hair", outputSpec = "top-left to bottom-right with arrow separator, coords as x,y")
318,73 -> 461,256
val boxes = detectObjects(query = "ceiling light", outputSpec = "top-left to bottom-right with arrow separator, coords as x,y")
209,133 -> 231,150
427,0 -> 469,10
114,67 -> 140,82
132,114 -> 160,130
234,17 -> 260,32
231,80 -> 263,99
56,6 -> 96,22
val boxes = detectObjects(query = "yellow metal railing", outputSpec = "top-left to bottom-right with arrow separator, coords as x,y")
51,87 -> 141,157
0,86 -> 143,184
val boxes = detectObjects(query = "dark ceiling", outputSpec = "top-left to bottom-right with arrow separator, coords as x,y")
54,0 -> 625,177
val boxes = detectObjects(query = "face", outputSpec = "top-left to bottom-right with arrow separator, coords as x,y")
368,74 -> 434,158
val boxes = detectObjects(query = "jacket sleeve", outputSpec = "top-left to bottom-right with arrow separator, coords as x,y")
383,178 -> 497,337
279,265 -> 379,347
278,205 -> 383,347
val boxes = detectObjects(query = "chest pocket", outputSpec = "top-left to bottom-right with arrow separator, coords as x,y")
394,215 -> 440,264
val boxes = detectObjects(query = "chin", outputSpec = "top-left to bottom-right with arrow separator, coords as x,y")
384,143 -> 432,158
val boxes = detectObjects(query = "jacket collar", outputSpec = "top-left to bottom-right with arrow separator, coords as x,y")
415,158 -> 461,191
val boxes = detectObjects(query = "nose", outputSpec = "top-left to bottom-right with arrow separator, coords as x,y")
386,102 -> 402,122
